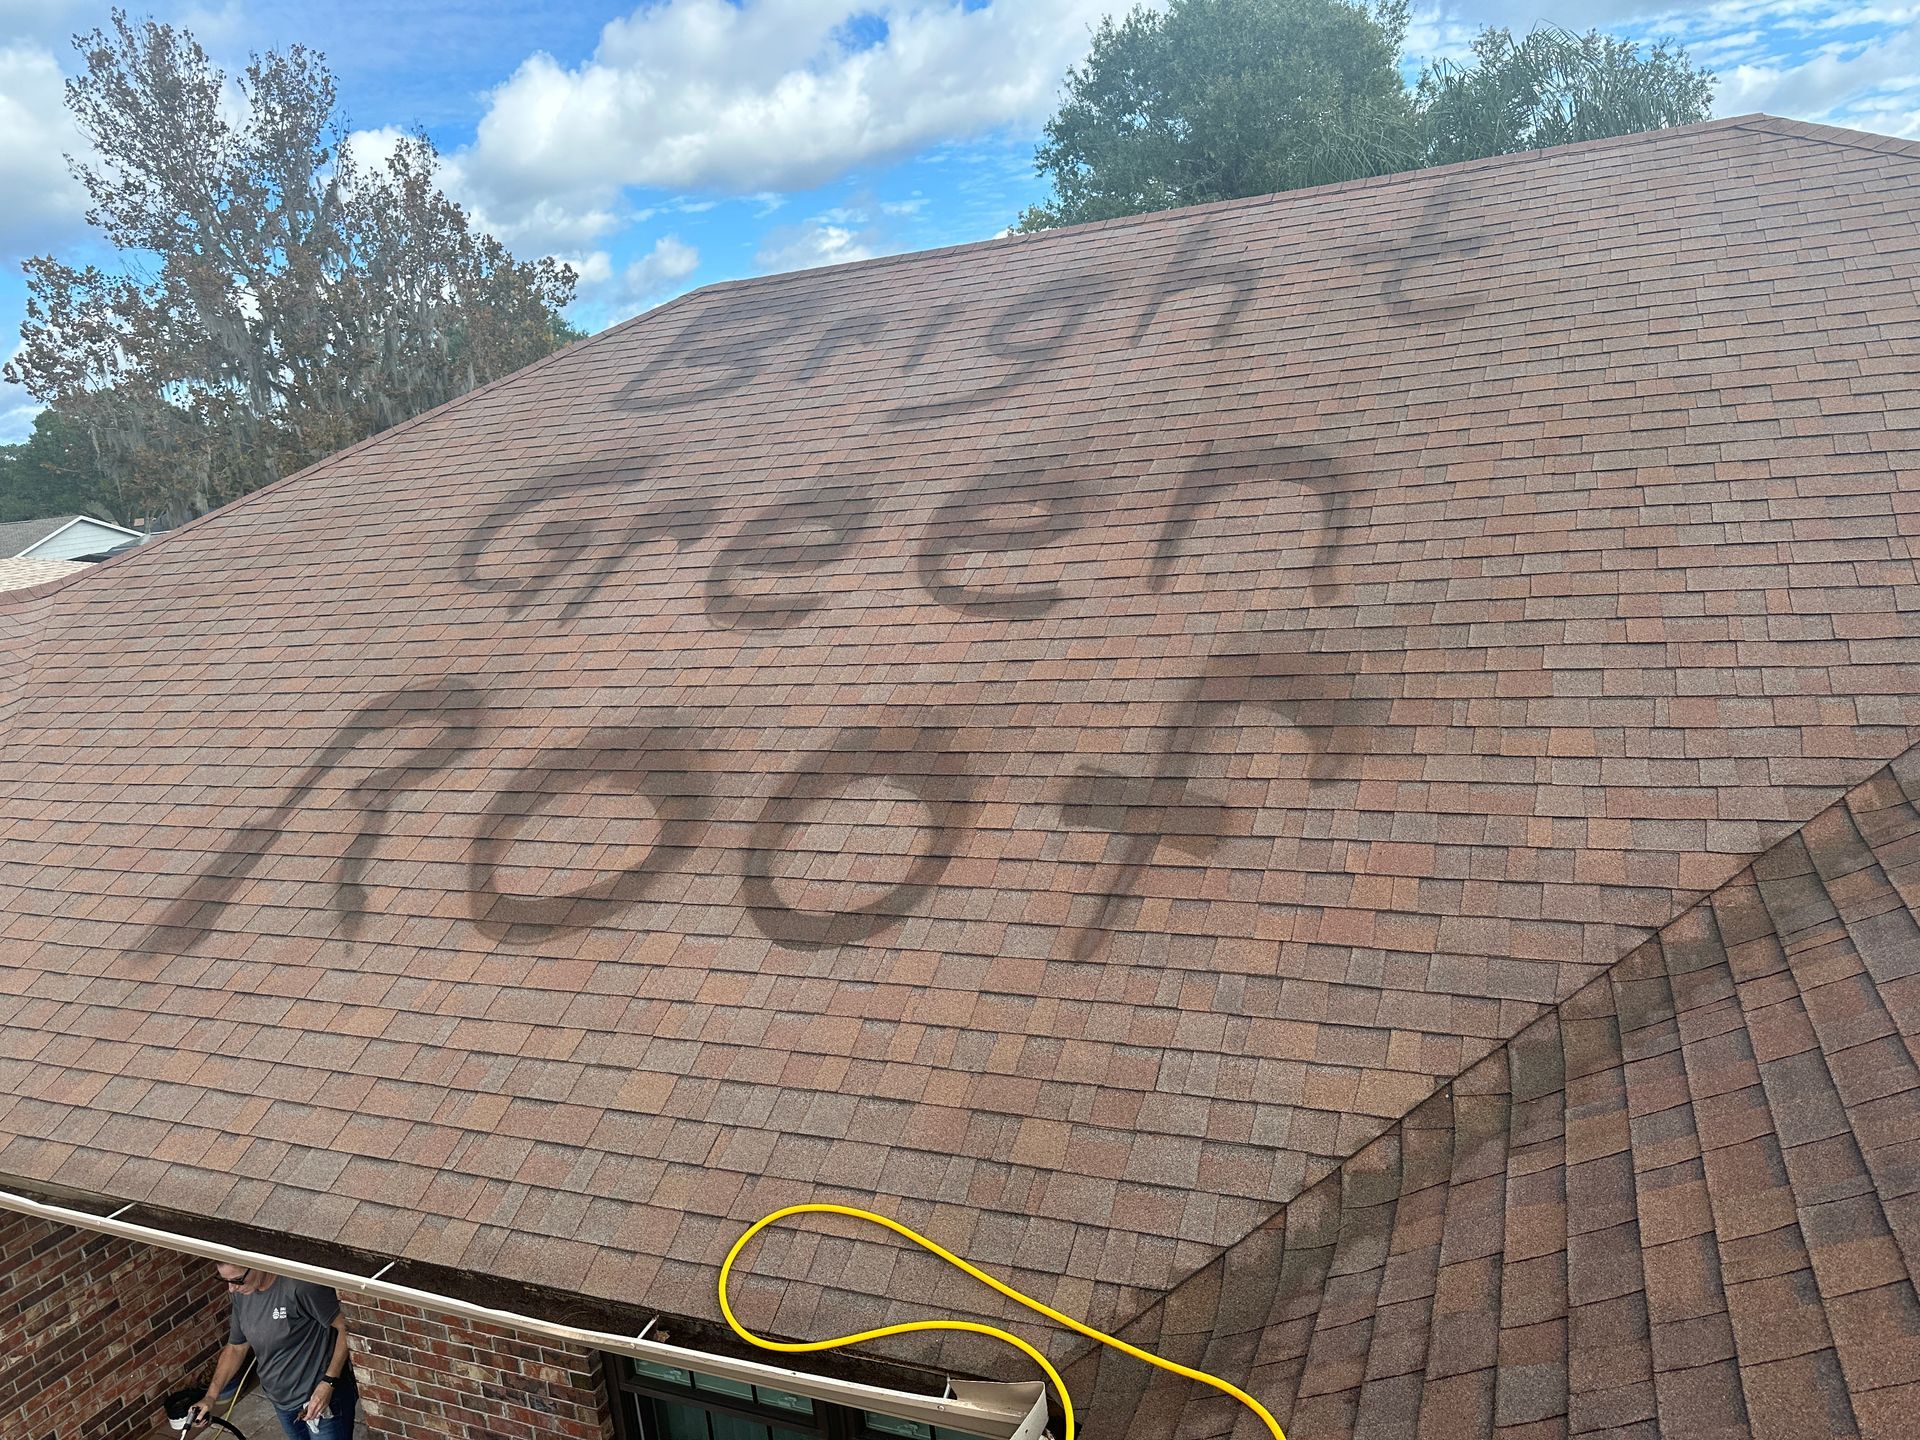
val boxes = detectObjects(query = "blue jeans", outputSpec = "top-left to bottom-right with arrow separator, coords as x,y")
272,1372 -> 357,1439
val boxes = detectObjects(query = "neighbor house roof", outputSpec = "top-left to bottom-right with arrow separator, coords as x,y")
0,557 -> 88,594
0,513 -> 142,560
1,114 -> 1916,1434
0,516 -> 86,556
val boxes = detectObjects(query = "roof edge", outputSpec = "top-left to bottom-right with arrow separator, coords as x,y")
0,1170 -> 987,1406
57,284 -> 721,583
22,513 -> 146,551
0,569 -> 90,609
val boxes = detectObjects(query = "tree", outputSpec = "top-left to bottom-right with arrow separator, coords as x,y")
1019,1 -> 1715,231
1418,28 -> 1715,168
1018,0 -> 1418,231
0,409 -> 124,526
4,13 -> 578,527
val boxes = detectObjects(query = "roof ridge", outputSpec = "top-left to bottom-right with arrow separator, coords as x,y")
1067,730 -> 1920,1361
48,110 -> 1871,590
1732,112 -> 1920,164
643,114 -> 1782,299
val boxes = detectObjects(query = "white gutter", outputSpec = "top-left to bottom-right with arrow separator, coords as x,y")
0,1186 -> 1051,1439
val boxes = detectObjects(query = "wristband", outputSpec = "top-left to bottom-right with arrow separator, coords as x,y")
320,1376 -> 338,1386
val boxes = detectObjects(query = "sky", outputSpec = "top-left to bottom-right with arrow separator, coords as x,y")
3,0 -> 1919,443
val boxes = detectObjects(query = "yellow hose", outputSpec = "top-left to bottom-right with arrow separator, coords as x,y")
224,1355 -> 254,1420
719,1202 -> 1286,1440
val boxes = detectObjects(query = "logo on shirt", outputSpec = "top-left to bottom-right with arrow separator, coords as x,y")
272,1306 -> 287,1321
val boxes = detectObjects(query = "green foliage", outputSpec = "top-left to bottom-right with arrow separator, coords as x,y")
1018,0 -> 1417,231
5,11 -> 578,527
1020,0 -> 1715,231
1417,27 -> 1716,167
0,409 -> 124,526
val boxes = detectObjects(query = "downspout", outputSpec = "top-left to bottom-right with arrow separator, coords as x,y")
0,1186 -> 1051,1440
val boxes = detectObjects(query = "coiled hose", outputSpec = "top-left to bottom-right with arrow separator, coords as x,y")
721,1203 -> 1286,1440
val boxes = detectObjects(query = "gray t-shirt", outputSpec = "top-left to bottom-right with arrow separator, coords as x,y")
228,1277 -> 342,1410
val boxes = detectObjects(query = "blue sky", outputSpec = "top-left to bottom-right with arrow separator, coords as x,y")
4,0 -> 1920,442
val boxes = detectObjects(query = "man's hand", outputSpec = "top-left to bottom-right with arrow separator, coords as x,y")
298,1380 -> 334,1424
186,1397 -> 215,1430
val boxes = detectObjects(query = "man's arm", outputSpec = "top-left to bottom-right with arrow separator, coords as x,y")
299,1308 -> 354,1422
190,1343 -> 250,1426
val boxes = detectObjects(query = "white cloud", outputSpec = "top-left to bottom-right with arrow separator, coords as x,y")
340,124 -> 409,175
1626,0 -> 1920,130
563,235 -> 701,327
802,189 -> 929,231
1412,0 -> 1671,31
339,127 -> 698,328
172,1 -> 248,51
1686,29 -> 1775,67
1713,24 -> 1920,120
1408,0 -> 1920,137
471,190 -> 624,250
552,249 -> 616,289
614,234 -> 700,312
0,44 -> 92,253
344,123 -> 622,259
458,0 -> 1115,219
754,220 -> 877,273
0,350 -> 35,444
1402,7 -> 1479,66
0,401 -> 35,443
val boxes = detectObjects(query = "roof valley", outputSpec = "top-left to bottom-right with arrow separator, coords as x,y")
1061,742 -> 1920,1433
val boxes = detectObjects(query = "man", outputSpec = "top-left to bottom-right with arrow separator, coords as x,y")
188,1263 -> 357,1438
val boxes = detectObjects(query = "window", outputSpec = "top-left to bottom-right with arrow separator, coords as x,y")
857,1412 -> 986,1440
607,1355 -> 991,1440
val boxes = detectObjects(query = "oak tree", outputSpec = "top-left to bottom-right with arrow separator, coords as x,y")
1019,0 -> 1715,232
5,13 -> 578,526
1019,0 -> 1417,231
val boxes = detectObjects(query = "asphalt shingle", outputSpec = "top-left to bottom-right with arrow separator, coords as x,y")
0,114 -> 1916,1426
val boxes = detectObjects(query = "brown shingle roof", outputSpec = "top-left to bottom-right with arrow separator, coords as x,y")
1,114 -> 1917,1422
1062,746 -> 1920,1436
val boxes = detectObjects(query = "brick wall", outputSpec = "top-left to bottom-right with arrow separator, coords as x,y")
0,1212 -> 619,1440
344,1293 -> 617,1440
0,1212 -> 228,1440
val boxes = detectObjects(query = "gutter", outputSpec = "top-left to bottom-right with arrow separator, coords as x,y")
0,1185 -> 1052,1439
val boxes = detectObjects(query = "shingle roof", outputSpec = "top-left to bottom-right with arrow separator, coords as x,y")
0,557 -> 88,594
0,114 -> 1917,1426
0,515 -> 89,557
1063,747 -> 1920,1436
